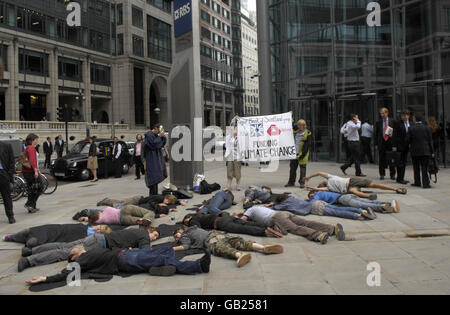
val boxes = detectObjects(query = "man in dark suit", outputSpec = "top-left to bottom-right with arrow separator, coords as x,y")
54,135 -> 64,158
0,141 -> 16,223
374,108 -> 396,180
392,109 -> 412,185
112,137 -> 123,178
408,114 -> 434,189
43,137 -> 53,169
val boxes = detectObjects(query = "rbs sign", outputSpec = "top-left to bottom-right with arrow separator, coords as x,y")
174,0 -> 192,37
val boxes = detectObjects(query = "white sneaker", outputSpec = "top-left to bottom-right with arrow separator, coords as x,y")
392,200 -> 400,213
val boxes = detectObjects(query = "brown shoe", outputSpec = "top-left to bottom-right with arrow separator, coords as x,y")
137,218 -> 152,227
382,204 -> 395,213
236,253 -> 252,267
263,245 -> 283,255
272,223 -> 288,235
317,232 -> 329,245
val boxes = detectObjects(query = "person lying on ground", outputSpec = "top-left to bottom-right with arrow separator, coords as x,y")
232,206 -> 346,244
182,213 -> 283,238
77,205 -> 160,227
26,245 -> 210,285
307,190 -> 400,214
195,190 -> 235,215
2,224 -> 111,248
264,194 -> 377,221
17,226 -> 160,272
303,172 -> 407,199
97,194 -> 188,208
173,225 -> 283,268
243,185 -> 273,209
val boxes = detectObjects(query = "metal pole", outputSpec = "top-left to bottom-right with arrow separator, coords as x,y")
109,0 -> 115,139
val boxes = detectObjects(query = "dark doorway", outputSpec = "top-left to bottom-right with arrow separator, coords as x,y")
150,83 -> 158,126
19,93 -> 47,121
100,111 -> 109,124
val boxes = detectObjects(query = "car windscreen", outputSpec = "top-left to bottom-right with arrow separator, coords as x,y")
70,142 -> 91,155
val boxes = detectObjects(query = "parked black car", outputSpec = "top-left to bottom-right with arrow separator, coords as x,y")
50,139 -> 133,181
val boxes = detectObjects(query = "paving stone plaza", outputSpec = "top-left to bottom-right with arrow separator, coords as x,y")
0,161 -> 449,295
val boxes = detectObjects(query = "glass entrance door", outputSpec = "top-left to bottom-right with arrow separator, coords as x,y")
289,97 -> 333,161
401,83 -> 446,166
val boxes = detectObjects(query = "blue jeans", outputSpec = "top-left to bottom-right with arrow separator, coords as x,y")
337,195 -> 389,213
323,204 -> 362,220
244,189 -> 271,203
198,191 -> 232,215
117,246 -> 201,275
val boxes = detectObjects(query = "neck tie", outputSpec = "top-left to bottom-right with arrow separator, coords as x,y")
405,122 -> 409,133
384,119 -> 389,141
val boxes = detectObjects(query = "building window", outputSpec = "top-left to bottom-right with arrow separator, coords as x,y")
225,93 -> 232,104
201,10 -> 210,24
132,6 -> 143,29
201,0 -> 210,8
215,90 -> 223,102
147,0 -> 172,13
133,35 -> 144,57
0,45 -> 7,71
202,27 -> 211,40
58,57 -> 82,81
147,16 -> 172,63
19,48 -> 49,76
117,33 -> 124,55
204,88 -> 212,101
90,63 -> 111,86
117,4 -> 123,25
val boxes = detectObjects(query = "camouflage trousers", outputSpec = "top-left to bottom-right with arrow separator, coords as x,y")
205,233 -> 254,260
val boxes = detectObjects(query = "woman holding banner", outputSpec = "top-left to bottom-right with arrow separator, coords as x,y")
285,119 -> 312,189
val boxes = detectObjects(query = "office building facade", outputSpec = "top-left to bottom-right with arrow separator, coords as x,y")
258,0 -> 450,165
0,0 -> 173,129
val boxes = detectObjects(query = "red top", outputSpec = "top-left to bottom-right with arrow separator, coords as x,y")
22,145 -> 38,173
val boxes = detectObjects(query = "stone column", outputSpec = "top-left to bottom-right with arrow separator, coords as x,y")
84,55 -> 92,123
5,39 -> 19,120
144,68 -> 151,129
48,47 -> 59,122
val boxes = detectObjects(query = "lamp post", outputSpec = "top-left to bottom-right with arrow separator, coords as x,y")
241,66 -> 251,116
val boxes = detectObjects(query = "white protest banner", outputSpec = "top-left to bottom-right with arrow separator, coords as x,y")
237,112 -> 296,162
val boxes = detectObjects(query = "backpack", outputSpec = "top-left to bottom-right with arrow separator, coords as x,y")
428,157 -> 439,183
17,151 -> 32,169
199,180 -> 221,195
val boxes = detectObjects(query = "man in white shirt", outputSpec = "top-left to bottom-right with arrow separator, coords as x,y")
112,137 -> 123,178
340,114 -> 365,177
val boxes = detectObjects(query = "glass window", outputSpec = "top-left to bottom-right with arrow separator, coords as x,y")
147,16 -> 172,63
19,48 -> 49,76
132,6 -> 143,29
58,57 -> 82,81
147,0 -> 172,13
133,35 -> 144,57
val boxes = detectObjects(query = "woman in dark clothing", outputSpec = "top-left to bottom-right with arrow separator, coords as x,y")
22,134 -> 41,213
143,124 -> 168,195
182,213 -> 283,238
2,224 -> 111,248
87,137 -> 98,182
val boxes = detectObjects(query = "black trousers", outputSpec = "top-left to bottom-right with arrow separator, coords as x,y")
360,137 -> 374,163
412,156 -> 430,187
113,158 -> 123,178
397,150 -> 409,182
216,215 -> 267,236
341,141 -> 362,175
149,184 -> 158,196
44,154 -> 52,169
379,146 -> 396,178
0,170 -> 14,218
23,172 -> 40,209
288,159 -> 307,185
134,156 -> 145,178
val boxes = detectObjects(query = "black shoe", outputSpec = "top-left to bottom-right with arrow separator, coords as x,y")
380,176 -> 385,180
149,265 -> 177,277
18,257 -> 30,272
369,194 -> 378,201
26,237 -> 38,248
411,183 -> 421,187
390,176 -> 396,180
199,251 -> 211,273
8,217 -> 16,224
356,174 -> 367,177
284,183 -> 295,187
397,180 -> 409,185
340,166 -> 347,175
22,247 -> 32,257
423,185 -> 432,189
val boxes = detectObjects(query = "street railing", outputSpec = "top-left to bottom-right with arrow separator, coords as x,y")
0,121 -> 129,131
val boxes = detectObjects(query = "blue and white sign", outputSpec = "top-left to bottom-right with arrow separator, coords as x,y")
174,0 -> 192,38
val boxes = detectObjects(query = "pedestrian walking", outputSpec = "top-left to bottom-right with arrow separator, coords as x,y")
408,114 -> 434,189
42,137 -> 53,169
22,134 -> 42,213
360,120 -> 374,164
0,140 -> 16,223
340,114 -> 365,177
87,137 -> 98,182
134,134 -> 145,180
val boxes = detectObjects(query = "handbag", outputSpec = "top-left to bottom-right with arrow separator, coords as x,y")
17,151 -> 32,169
428,157 -> 439,183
